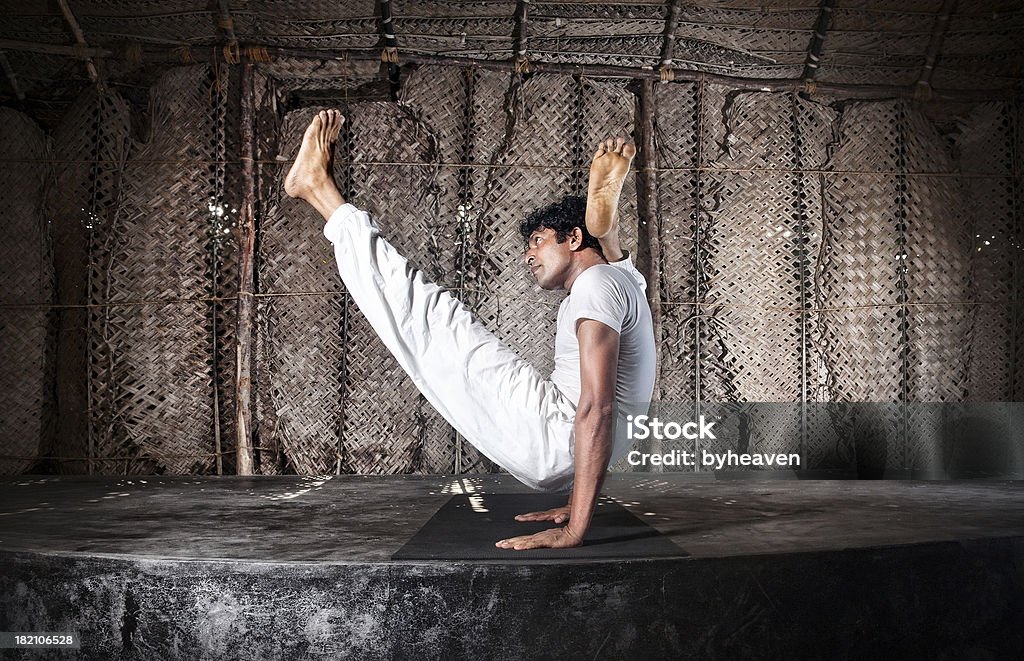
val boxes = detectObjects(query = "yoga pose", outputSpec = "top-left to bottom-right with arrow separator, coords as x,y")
285,110 -> 655,550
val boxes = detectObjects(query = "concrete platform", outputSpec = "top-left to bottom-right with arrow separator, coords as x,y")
1,474 -> 1023,659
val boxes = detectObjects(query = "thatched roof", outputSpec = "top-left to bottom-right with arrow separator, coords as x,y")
0,0 -> 1021,126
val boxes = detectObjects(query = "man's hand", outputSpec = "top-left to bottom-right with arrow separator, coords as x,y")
495,527 -> 583,551
514,506 -> 570,524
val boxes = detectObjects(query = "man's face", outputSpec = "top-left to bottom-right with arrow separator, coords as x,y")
523,227 -> 578,290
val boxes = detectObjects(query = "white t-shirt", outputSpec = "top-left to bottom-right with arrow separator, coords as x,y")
549,256 -> 656,461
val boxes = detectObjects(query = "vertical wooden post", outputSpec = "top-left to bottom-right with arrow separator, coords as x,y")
634,79 -> 663,460
234,60 -> 256,474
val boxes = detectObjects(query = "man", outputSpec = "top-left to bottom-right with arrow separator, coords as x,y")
285,110 -> 655,550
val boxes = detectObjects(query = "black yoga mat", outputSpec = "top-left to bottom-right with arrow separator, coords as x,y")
392,493 -> 687,560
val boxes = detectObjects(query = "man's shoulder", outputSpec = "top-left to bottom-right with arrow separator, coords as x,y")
576,263 -> 625,284
575,263 -> 642,297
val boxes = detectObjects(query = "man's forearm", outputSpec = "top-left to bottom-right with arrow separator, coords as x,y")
565,405 -> 615,540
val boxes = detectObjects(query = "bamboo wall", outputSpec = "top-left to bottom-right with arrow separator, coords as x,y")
0,62 -> 1019,476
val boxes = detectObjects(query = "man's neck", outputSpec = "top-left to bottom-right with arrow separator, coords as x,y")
564,251 -> 608,291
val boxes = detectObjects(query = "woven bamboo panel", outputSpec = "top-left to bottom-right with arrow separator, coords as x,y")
45,89 -> 132,474
529,36 -> 663,68
896,107 -> 975,470
957,103 -> 1017,401
88,66 -> 224,474
467,73 -> 573,377
0,110 -> 50,475
392,1 -> 514,17
59,1 -> 209,16
697,90 -> 794,404
254,26 -> 378,51
799,167 -> 851,470
258,59 -> 381,90
794,97 -> 841,434
676,21 -> 817,67
0,14 -> 66,43
0,51 -> 80,126
396,64 -> 469,293
239,1 -> 377,49
2,0 -> 1022,96
1015,102 -> 1023,402
815,103 -> 909,469
902,109 -> 972,402
259,102 -> 452,475
697,168 -> 806,398
578,78 -> 637,207
399,65 -> 469,169
905,402 -> 944,476
211,67 -> 241,475
257,107 -> 348,475
343,103 -> 452,476
465,67 -> 512,166
652,84 -> 699,410
815,166 -> 905,400
655,184 -> 698,405
0,110 -> 50,304
398,65 -> 490,472
251,62 -> 391,475
532,3 -> 663,22
247,0 -> 373,17
78,12 -> 215,46
695,90 -> 835,462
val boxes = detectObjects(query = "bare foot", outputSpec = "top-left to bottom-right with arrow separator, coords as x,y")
586,136 -> 636,261
284,109 -> 346,220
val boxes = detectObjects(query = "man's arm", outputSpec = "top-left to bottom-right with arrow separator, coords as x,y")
496,318 -> 619,550
564,319 -> 619,541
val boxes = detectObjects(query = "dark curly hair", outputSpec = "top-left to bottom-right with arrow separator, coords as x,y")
519,195 -> 602,253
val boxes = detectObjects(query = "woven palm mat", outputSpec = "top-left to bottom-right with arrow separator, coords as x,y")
87,66 -> 225,474
46,88 -> 131,473
259,103 -> 451,475
0,109 -> 51,474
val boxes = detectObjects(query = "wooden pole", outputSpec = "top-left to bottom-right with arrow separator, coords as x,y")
512,0 -> 530,64
377,0 -> 400,94
0,51 -> 24,101
234,60 -> 256,475
802,0 -> 836,83
916,0 -> 958,100
658,0 -> 682,72
55,0 -> 104,92
214,0 -> 239,47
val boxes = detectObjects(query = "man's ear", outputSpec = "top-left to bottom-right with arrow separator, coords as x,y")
570,227 -> 584,250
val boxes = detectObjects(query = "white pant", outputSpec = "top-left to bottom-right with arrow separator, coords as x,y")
323,204 -> 577,491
